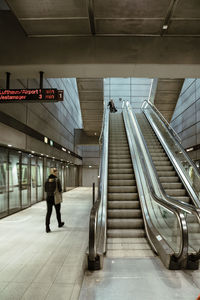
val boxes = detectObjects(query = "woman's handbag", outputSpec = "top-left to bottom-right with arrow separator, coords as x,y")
54,179 -> 62,205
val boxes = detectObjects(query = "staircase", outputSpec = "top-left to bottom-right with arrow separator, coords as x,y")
135,113 -> 191,204
107,113 -> 154,258
135,112 -> 200,253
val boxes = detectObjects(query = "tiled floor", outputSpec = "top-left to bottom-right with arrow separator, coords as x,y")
0,187 -> 92,300
80,257 -> 200,300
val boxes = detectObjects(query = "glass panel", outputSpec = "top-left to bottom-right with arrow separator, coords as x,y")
37,157 -> 43,201
68,166 -> 73,190
186,213 -> 200,254
61,165 -> 65,191
110,78 -> 130,84
9,151 -> 20,213
104,78 -> 151,108
75,166 -> 79,187
31,157 -> 37,204
21,153 -> 30,208
46,158 -> 52,180
104,78 -> 110,84
66,165 -> 69,191
0,148 -> 8,218
110,84 -> 131,91
149,202 -> 181,253
56,162 -> 62,189
146,106 -> 200,204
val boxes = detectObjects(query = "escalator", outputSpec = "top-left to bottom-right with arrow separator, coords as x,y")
88,104 -> 200,271
107,113 -> 152,256
133,103 -> 200,262
136,113 -> 191,205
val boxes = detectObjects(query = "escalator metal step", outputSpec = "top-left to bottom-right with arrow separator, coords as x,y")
108,179 -> 136,186
109,168 -> 133,174
108,186 -> 137,193
108,209 -> 142,218
109,174 -> 134,180
108,218 -> 144,229
165,189 -> 187,196
107,229 -> 145,238
162,182 -> 182,189
108,193 -> 139,200
108,200 -> 140,209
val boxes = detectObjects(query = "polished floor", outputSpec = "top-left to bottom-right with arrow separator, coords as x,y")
0,187 -> 92,300
80,256 -> 200,300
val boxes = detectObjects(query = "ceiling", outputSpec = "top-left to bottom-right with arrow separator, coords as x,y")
77,78 -> 103,136
5,0 -> 200,37
1,0 -> 199,132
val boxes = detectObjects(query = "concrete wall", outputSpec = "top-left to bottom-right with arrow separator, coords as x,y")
171,79 -> 200,160
81,145 -> 100,166
80,145 -> 99,187
82,167 -> 99,187
0,78 -> 83,163
1,12 -> 200,78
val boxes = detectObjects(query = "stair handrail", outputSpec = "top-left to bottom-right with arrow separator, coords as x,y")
88,105 -> 109,267
141,102 -> 200,261
142,100 -> 200,208
125,102 -> 192,267
127,102 -> 200,265
142,100 -> 181,143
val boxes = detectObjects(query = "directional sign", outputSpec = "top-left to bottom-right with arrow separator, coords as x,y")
0,89 -> 64,103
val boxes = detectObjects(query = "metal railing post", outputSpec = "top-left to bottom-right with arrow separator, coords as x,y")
92,182 -> 95,204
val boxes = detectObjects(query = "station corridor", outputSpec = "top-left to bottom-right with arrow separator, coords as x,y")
0,188 -> 92,300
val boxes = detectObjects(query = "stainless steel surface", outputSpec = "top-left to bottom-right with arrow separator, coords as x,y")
124,102 -> 198,268
141,101 -> 200,260
143,101 -> 200,208
88,107 -> 109,265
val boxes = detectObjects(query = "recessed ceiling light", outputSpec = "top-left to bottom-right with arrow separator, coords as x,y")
8,144 -> 12,147
68,150 -> 71,154
31,151 -> 35,154
162,24 -> 168,30
186,147 -> 194,152
89,165 -> 92,168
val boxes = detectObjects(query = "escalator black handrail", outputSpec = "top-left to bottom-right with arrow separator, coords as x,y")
125,102 -> 189,264
88,107 -> 109,262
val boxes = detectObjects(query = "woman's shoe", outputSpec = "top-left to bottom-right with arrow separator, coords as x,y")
58,222 -> 64,228
46,227 -> 51,233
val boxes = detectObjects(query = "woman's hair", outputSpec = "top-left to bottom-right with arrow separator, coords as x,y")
51,167 -> 58,174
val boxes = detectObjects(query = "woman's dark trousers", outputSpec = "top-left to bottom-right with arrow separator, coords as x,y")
46,198 -> 61,229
